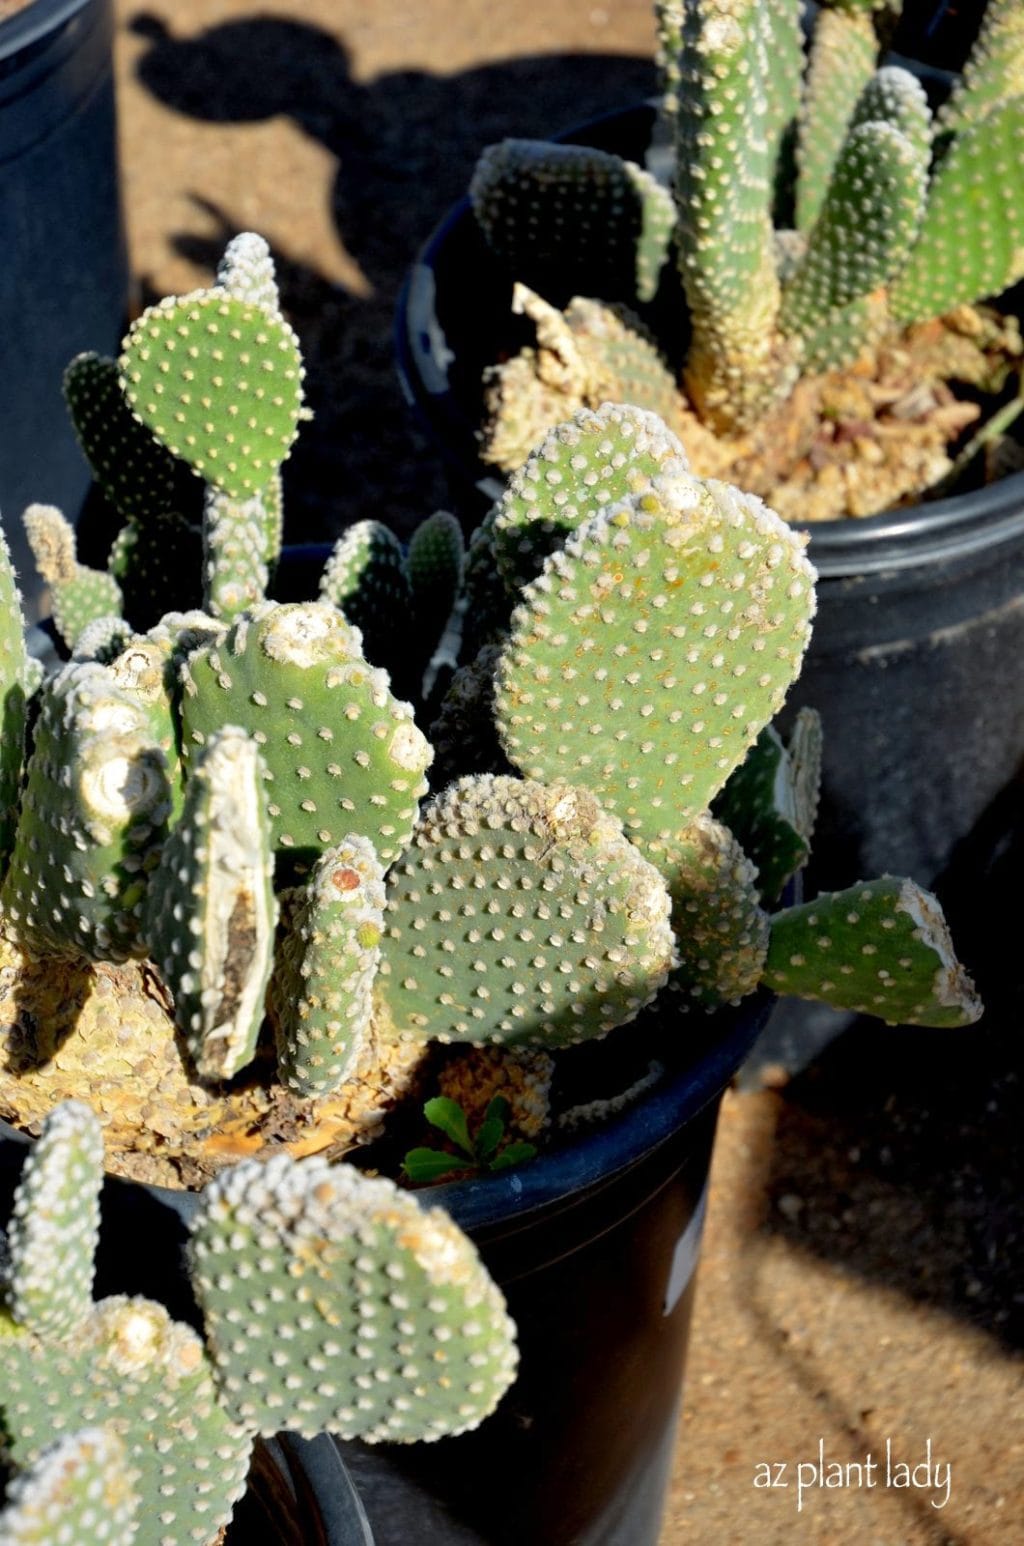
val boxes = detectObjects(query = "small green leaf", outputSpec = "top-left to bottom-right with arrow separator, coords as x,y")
489,1142 -> 538,1172
423,1097 -> 476,1158
401,1148 -> 475,1184
475,1117 -> 507,1163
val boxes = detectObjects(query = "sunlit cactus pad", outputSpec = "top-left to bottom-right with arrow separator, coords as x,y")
0,1298 -> 252,1546
145,729 -> 277,1083
188,1154 -> 518,1442
179,602 -> 432,865
6,1101 -> 102,1343
378,774 -> 676,1048
659,814 -> 769,1009
495,471 -> 816,849
493,401 -> 690,594
119,290 -> 304,499
0,1427 -> 137,1546
271,836 -> 385,1096
763,877 -> 983,1026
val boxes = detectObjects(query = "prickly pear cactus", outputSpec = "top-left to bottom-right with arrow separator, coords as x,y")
179,602 -> 432,867
188,1153 -> 518,1441
5,1101 -> 102,1342
319,519 -> 413,684
493,401 -> 689,594
270,836 -> 385,1096
763,877 -> 983,1026
658,814 -> 769,1009
202,484 -> 271,620
0,662 -> 174,961
22,505 -> 123,653
377,775 -> 676,1048
63,351 -> 177,518
795,5 -> 879,233
406,510 -> 464,660
712,709 -> 822,902
144,728 -> 277,1082
0,1427 -> 137,1546
119,290 -> 304,500
216,230 -> 283,316
0,527 -> 28,870
494,470 -> 817,853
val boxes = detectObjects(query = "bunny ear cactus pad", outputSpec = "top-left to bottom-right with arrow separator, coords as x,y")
188,1153 -> 518,1442
658,814 -> 769,1009
495,470 -> 817,852
22,505 -> 123,653
377,775 -> 676,1049
144,728 -> 277,1082
0,1297 -> 253,1546
270,835 -> 385,1097
712,708 -> 822,903
0,525 -> 28,870
63,352 -> 177,518
119,290 -> 304,499
763,877 -> 983,1027
493,401 -> 690,595
1,662 -> 174,961
0,1427 -> 137,1546
179,602 -> 432,867
5,1102 -> 103,1343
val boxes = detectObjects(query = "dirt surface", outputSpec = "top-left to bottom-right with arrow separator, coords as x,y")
110,3 -> 1023,1542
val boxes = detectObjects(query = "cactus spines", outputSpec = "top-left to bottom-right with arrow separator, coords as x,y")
70,616 -> 137,664
270,836 -> 385,1096
890,96 -> 1024,325
850,65 -> 932,168
62,352 -> 177,519
188,1153 -> 518,1442
0,662 -> 174,962
0,1427 -> 137,1546
938,0 -> 1024,135
119,291 -> 305,500
318,519 -> 414,684
215,230 -> 283,316
495,470 -> 816,849
659,814 -> 769,1009
22,505 -> 123,653
378,775 -> 676,1049
795,5 -> 879,234
406,510 -> 465,662
469,140 -> 676,305
0,526 -> 28,870
5,1102 -> 103,1342
179,602 -> 432,867
763,877 -> 983,1026
144,728 -> 277,1082
202,485 -> 271,620
712,708 -> 822,902
493,401 -> 689,594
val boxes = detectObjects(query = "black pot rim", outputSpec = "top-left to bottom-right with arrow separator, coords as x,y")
0,0 -> 92,57
0,992 -> 769,1234
394,104 -> 1024,582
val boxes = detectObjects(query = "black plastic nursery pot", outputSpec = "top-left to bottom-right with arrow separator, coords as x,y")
0,0 -> 128,618
394,101 -> 1024,902
0,993 -> 770,1546
226,1434 -> 374,1546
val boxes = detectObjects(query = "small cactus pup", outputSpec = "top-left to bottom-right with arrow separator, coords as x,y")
0,1102 -> 518,1544
467,0 -> 1024,521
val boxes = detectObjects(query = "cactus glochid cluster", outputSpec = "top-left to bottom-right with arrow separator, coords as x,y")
0,1102 -> 518,1546
468,0 -> 1024,518
1,235 -> 981,1201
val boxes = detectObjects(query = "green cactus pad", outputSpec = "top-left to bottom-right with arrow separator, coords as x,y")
62,352 -> 177,518
406,510 -> 464,660
494,470 -> 817,850
762,0 -> 805,185
144,728 -> 277,1082
938,0 -> 1024,135
459,512 -> 514,663
470,140 -> 676,304
890,96 -> 1024,324
189,1153 -> 518,1442
851,66 -> 932,169
0,1427 -> 137,1546
216,230 -> 283,315
653,0 -> 684,114
107,508 -> 205,633
781,122 -> 926,341
22,505 -> 123,653
795,6 -> 878,233
713,710 -> 822,902
270,836 -> 385,1096
319,520 -> 415,687
70,615 -> 137,664
6,1103 -> 103,1342
659,814 -> 769,1009
763,877 -> 983,1026
179,602 -> 432,867
0,662 -> 174,961
0,527 -> 28,870
0,1298 -> 253,1546
119,290 -> 305,500
493,401 -> 689,595
202,485 -> 271,620
377,775 -> 676,1049
794,290 -> 891,374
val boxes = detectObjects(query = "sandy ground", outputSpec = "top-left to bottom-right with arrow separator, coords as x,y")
109,2 -> 1024,1542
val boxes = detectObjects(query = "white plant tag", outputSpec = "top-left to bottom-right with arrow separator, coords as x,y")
663,1183 -> 709,1316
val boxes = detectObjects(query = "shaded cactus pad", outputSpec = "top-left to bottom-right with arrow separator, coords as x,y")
188,1154 -> 518,1442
